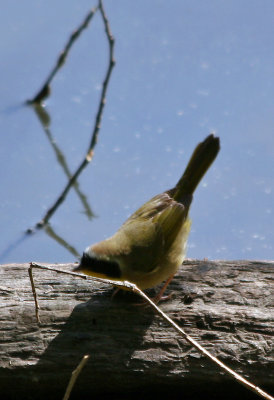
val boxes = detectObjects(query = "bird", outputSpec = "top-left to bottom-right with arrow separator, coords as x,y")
75,134 -> 220,301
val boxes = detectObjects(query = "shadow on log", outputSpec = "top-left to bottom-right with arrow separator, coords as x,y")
0,260 -> 273,400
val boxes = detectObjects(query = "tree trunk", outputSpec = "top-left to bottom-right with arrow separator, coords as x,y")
0,260 -> 273,400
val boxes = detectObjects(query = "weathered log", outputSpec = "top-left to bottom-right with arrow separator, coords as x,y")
0,260 -> 273,400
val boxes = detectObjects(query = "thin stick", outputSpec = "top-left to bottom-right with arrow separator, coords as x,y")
44,225 -> 80,258
28,265 -> 41,324
89,0 -> 115,151
28,262 -> 123,323
28,262 -> 273,400
63,354 -> 90,400
130,285 -> 274,400
28,262 -> 87,323
27,7 -> 98,104
32,104 -> 94,221
27,0 -> 115,232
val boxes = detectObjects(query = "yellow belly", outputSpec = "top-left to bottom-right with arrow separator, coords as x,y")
121,218 -> 191,289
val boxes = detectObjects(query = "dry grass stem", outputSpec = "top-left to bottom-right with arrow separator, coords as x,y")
63,354 -> 90,400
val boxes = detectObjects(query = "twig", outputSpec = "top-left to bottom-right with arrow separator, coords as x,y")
28,262 -> 123,323
44,225 -> 80,258
131,286 -> 274,400
27,7 -> 98,104
28,262 -> 273,400
63,354 -> 90,400
28,263 -> 88,323
27,0 -> 115,232
33,104 -> 94,220
89,0 -> 115,150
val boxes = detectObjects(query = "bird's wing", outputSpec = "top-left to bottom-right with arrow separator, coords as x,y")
112,193 -> 188,274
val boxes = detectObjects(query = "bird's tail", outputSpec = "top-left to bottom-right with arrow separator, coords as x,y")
171,134 -> 220,202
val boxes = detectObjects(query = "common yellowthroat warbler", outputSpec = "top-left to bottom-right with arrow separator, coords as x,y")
75,135 -> 220,299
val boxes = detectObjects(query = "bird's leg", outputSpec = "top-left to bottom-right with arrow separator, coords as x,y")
111,286 -> 121,299
113,275 -> 175,305
134,274 -> 175,307
152,274 -> 175,304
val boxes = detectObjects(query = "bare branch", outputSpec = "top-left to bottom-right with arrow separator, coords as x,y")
27,7 -> 98,104
27,1 -> 115,232
33,104 -> 95,220
89,0 -> 116,150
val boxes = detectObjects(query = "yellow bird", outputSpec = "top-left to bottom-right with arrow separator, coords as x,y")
75,134 -> 220,299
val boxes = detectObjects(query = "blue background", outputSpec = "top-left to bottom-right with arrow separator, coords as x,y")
0,0 -> 273,263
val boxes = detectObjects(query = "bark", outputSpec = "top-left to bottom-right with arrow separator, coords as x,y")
0,260 -> 273,400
